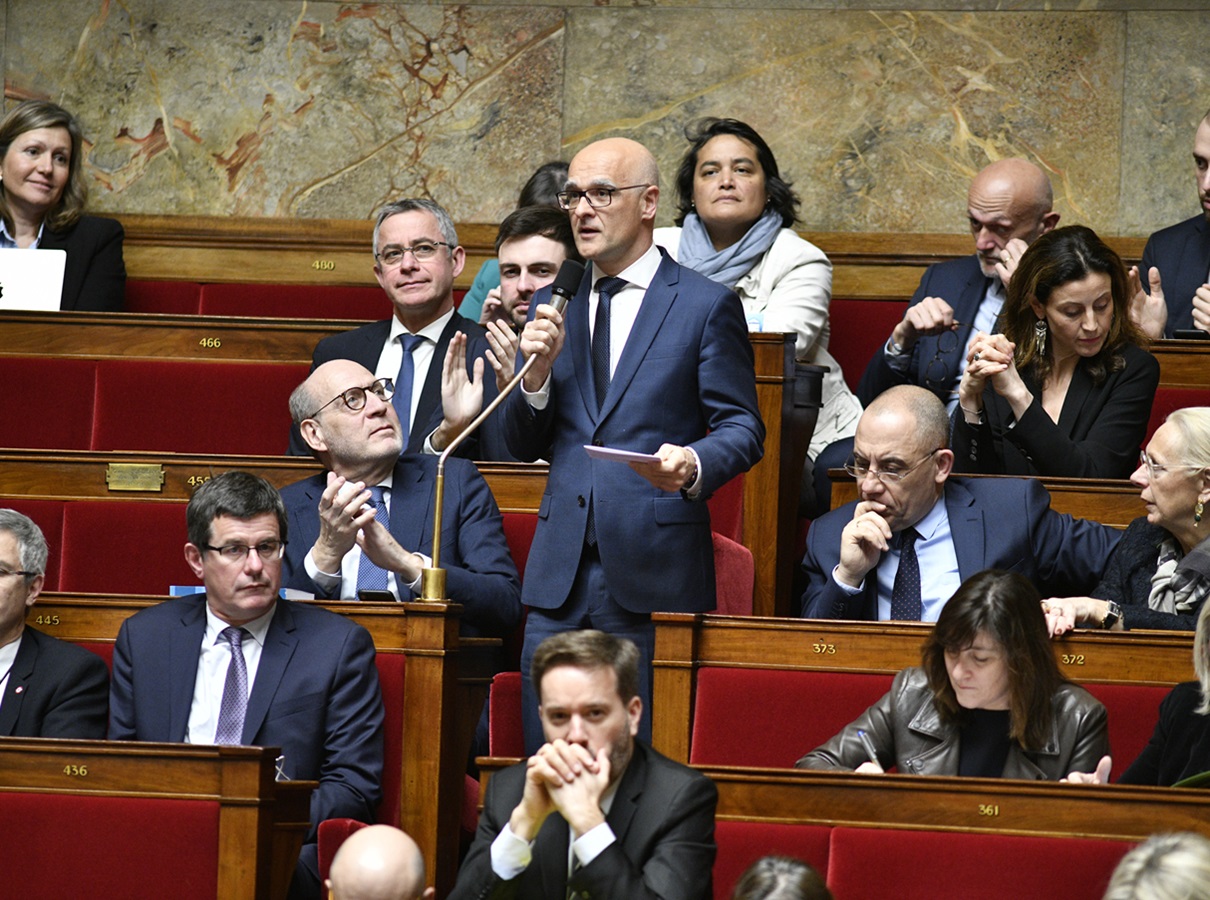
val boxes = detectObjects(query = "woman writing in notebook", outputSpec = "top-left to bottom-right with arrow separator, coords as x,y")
0,100 -> 125,311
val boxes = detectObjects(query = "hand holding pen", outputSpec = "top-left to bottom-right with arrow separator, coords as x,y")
854,729 -> 885,774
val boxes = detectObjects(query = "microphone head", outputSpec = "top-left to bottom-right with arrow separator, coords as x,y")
548,259 -> 586,313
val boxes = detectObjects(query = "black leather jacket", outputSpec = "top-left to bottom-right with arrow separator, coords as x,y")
796,667 -> 1109,780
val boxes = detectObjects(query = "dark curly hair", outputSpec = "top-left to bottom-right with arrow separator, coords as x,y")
672,117 -> 799,228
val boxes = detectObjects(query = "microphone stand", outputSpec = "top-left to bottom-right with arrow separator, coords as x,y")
419,353 -> 542,600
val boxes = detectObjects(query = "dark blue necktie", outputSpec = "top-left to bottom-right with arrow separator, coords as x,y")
890,527 -> 922,621
393,333 -> 427,445
355,485 -> 391,595
214,627 -> 250,745
592,277 -> 627,409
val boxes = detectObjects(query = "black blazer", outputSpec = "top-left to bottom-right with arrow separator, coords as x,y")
951,342 -> 1159,479
0,626 -> 108,738
1119,681 -> 1210,786
450,740 -> 717,900
1140,214 -> 1210,337
40,214 -> 126,311
288,311 -> 513,460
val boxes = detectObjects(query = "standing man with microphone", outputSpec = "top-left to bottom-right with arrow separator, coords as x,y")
503,136 -> 765,751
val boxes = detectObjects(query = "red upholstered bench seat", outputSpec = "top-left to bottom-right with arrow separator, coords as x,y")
125,279 -> 202,315
1083,682 -> 1172,782
713,821 -> 831,900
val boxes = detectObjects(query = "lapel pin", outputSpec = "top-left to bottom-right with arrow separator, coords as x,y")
14,686 -> 24,694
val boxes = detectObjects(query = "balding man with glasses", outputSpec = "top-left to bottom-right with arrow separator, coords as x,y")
800,386 -> 1118,621
280,359 -> 521,637
288,198 -> 513,461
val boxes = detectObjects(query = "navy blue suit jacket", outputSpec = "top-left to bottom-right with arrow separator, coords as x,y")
279,455 -> 522,638
800,477 -> 1120,620
108,595 -> 384,839
40,214 -> 126,312
951,342 -> 1159,479
1140,214 -> 1210,336
0,626 -> 108,738
288,311 -> 513,460
449,740 -> 717,900
502,250 -> 765,613
857,255 -> 991,406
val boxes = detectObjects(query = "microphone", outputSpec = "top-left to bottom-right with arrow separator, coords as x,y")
548,258 -> 586,315
419,258 -> 584,600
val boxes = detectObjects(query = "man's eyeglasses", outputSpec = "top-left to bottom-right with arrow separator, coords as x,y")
307,378 -> 395,420
0,568 -> 37,578
924,326 -> 967,394
202,540 -> 287,563
556,184 -> 651,210
845,448 -> 942,484
375,241 -> 453,267
1139,450 -> 1203,480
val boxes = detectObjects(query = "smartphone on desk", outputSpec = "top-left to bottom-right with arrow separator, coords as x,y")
1173,329 -> 1210,340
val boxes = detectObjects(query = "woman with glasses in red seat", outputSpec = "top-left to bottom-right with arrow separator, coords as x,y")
1045,408 -> 1210,634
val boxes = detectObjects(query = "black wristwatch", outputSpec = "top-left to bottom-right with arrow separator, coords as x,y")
1101,600 -> 1122,630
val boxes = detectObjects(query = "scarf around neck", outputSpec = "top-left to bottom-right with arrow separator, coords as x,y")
676,208 -> 783,289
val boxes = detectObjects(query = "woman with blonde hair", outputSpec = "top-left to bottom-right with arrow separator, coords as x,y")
1103,832 -> 1210,900
1046,407 -> 1210,633
0,99 -> 125,310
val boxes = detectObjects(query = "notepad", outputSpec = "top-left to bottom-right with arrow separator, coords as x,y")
0,248 -> 66,311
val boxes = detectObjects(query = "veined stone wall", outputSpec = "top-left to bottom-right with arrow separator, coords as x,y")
5,1 -> 1207,236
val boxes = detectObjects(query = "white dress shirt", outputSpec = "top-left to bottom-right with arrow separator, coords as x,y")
185,603 -> 276,745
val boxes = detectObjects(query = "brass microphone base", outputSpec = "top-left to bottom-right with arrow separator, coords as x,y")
420,567 -> 448,602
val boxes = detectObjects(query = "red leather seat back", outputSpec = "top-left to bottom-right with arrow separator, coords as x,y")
59,501 -> 196,595
489,670 -> 524,758
0,358 -> 97,450
199,283 -> 387,320
690,668 -> 893,767
125,280 -> 202,315
706,474 -> 743,543
374,652 -> 406,826
1082,682 -> 1171,781
827,826 -> 1132,900
1,792 -> 219,899
91,360 -> 309,454
1146,387 -> 1210,444
713,821 -> 831,900
827,299 -> 908,393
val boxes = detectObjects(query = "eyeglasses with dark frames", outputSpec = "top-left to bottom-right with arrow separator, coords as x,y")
845,448 -> 943,484
556,184 -> 651,210
307,378 -> 395,420
0,568 -> 37,578
375,241 -> 453,267
923,325 -> 967,394
201,540 -> 288,563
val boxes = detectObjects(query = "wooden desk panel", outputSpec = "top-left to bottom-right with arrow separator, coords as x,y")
0,310 -> 353,363
707,765 -> 1210,842
651,613 -> 1193,764
0,738 -> 313,899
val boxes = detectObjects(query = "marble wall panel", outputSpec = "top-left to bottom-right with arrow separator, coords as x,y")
564,9 -> 1126,233
1119,10 -> 1210,235
5,1 -> 565,221
3,2 -> 1205,235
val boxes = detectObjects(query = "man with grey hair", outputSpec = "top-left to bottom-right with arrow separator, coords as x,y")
326,824 -> 434,900
0,508 -> 108,738
289,198 -> 510,459
800,385 -> 1119,621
